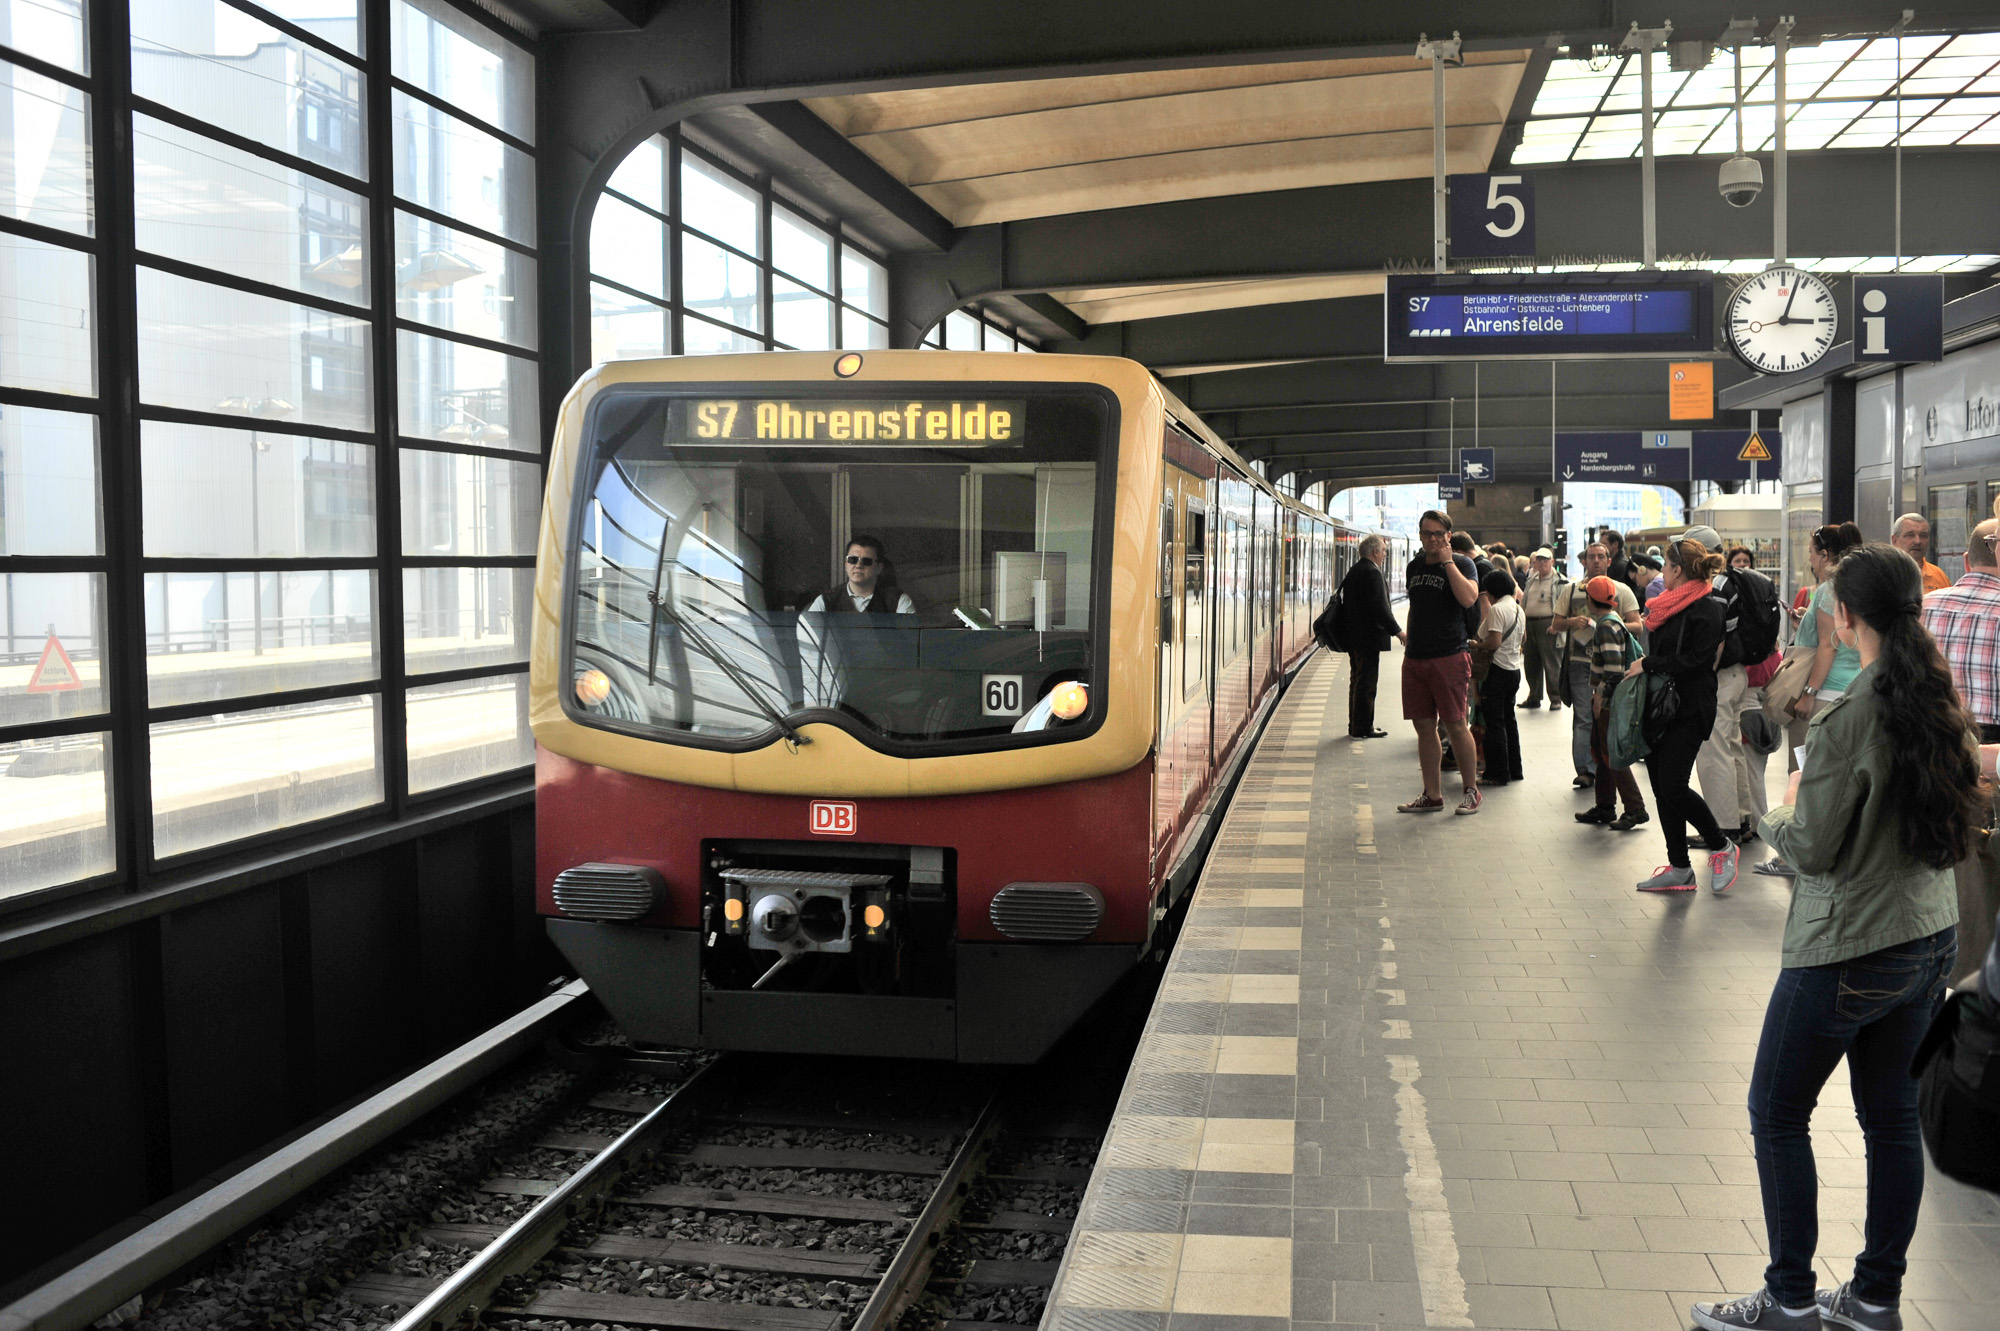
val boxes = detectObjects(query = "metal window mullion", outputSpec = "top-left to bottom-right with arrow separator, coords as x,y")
222,0 -> 361,67
0,38 -> 92,90
760,179 -> 774,348
0,212 -> 101,253
393,317 -> 540,362
136,403 -> 377,446
130,96 -> 372,195
366,0 -> 409,815
395,433 -> 540,465
136,250 -> 375,321
668,133 -> 685,356
387,76 -> 534,159
391,193 -> 540,259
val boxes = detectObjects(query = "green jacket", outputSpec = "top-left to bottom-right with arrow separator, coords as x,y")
1758,662 -> 1961,968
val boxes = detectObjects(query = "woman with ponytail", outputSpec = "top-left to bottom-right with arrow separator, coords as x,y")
1691,543 -> 1973,1331
1622,537 -> 1736,893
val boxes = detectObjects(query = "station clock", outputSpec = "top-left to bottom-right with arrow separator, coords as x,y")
1724,266 -> 1838,375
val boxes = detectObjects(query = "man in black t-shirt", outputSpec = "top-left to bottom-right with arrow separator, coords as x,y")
1399,510 -> 1483,816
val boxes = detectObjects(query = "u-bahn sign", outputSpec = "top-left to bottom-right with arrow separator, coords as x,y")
1556,430 -> 1782,483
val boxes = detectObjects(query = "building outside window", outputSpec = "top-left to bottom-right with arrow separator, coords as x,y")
0,0 -> 540,907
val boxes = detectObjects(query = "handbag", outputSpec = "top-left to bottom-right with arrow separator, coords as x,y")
1912,988 -> 2000,1192
1639,613 -> 1686,742
1764,645 -> 1814,719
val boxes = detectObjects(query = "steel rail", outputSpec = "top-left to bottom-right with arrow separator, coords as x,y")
385,1055 -> 735,1331
850,1095 -> 1006,1331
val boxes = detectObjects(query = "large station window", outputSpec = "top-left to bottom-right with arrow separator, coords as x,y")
588,132 -> 893,362
1,0 -> 540,909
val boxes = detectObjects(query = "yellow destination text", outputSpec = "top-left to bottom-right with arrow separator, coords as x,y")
689,399 -> 1018,442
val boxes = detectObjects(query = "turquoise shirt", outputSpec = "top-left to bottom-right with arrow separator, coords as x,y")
1795,583 -> 1862,695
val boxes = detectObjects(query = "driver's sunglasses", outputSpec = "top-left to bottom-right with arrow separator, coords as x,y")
845,555 -> 878,567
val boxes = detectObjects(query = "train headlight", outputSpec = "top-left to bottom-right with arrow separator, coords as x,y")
575,667 -> 611,706
1050,680 -> 1089,721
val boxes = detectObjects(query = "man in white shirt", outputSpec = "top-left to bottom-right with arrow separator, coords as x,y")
806,536 -> 917,614
1519,547 -> 1565,711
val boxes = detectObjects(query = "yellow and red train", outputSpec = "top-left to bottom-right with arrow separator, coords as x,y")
530,352 -> 1404,1061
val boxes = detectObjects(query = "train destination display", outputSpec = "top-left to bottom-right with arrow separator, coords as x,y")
1385,274 -> 1715,360
669,397 -> 1030,443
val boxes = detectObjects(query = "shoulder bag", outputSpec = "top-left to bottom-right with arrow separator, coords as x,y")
1912,987 -> 2000,1192
1763,644 -> 1814,719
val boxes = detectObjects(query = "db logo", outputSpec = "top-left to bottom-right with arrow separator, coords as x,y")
809,800 -> 857,836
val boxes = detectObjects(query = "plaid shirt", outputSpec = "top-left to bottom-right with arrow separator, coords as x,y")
1920,568 -> 2000,725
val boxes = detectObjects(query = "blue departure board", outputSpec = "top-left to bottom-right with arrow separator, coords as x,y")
1385,274 -> 1715,360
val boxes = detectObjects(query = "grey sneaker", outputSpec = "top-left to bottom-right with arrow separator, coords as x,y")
1691,1287 -> 1820,1331
1818,1282 -> 1901,1331
1638,865 -> 1698,892
1710,843 -> 1741,894
1753,857 -> 1796,877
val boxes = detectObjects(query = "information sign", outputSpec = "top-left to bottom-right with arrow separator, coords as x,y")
1386,274 -> 1716,361
1447,172 -> 1535,257
1459,447 -> 1494,484
1668,362 -> 1714,419
1556,430 -> 1783,483
1852,274 -> 1945,364
1436,473 -> 1465,501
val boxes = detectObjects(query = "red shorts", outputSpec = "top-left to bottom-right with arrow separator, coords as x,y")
1402,651 -> 1471,722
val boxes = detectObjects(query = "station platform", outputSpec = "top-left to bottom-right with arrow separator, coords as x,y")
1045,648 -> 2000,1331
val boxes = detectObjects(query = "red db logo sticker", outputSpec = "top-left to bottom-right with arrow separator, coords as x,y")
810,801 -> 857,836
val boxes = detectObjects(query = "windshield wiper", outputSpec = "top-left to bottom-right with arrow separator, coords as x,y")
646,587 -> 810,747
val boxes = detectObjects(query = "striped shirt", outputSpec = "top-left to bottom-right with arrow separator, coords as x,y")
1920,568 -> 2000,726
1587,614 -> 1638,700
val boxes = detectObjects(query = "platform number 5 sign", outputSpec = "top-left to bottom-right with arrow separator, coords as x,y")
1448,173 -> 1536,257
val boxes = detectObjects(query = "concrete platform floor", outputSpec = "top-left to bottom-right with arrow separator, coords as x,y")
1042,648 -> 2000,1331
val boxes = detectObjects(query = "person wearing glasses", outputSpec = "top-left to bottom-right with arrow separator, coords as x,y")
1921,518 -> 2000,744
807,536 -> 916,614
1397,510 -> 1483,816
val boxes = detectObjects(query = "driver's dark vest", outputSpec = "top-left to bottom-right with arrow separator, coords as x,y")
821,584 -> 899,614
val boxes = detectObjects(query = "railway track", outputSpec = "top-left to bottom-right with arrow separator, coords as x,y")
343,1054 -> 1101,1331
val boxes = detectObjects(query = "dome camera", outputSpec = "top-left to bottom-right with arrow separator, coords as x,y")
1719,154 -> 1764,208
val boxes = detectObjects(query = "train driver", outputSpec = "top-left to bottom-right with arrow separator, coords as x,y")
806,535 -> 916,614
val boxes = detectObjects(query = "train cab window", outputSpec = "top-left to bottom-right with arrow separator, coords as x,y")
565,384 -> 1112,750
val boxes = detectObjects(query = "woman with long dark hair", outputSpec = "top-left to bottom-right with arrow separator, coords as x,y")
1623,537 -> 1737,893
1476,567 -> 1525,785
1691,544 -> 1974,1331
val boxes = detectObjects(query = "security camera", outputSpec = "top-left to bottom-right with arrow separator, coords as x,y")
1719,154 -> 1764,208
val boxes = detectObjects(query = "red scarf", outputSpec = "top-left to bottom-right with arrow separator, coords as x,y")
1644,577 -> 1710,630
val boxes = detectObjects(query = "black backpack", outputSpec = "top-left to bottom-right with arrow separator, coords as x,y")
1913,989 -> 2000,1193
1313,586 -> 1347,652
1717,566 -> 1780,668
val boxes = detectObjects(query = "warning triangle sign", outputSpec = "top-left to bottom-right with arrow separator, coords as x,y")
1738,432 -> 1774,462
26,633 -> 81,693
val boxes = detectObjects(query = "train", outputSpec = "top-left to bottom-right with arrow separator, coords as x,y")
529,351 -> 1408,1062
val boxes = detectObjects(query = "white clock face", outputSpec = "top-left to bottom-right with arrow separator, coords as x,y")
1727,268 -> 1838,374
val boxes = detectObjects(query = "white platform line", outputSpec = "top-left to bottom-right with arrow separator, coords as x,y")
1388,1052 -> 1473,1328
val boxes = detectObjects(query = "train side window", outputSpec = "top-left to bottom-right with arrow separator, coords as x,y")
1183,501 -> 1206,700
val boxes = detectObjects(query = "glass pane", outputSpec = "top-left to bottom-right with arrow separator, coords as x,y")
681,312 -> 761,355
407,672 -> 530,792
0,58 -> 90,233
947,310 -> 980,350
145,569 -> 378,707
0,571 -> 106,724
151,694 -> 383,857
681,153 -> 758,250
399,448 -> 539,556
403,565 -> 531,673
567,387 -> 1108,746
0,0 -> 85,71
132,1 -> 367,181
840,248 -> 886,316
772,205 -> 829,289
0,732 -> 114,903
396,328 -> 537,451
590,192 -> 666,299
0,406 -> 99,555
392,89 -> 534,246
141,420 -> 375,558
137,266 -> 373,432
590,282 -> 667,363
773,276 -> 832,350
395,210 -> 536,347
257,1 -> 360,54
840,308 -> 888,350
605,137 -> 662,211
392,0 -> 533,143
681,232 -> 761,333
0,230 -> 91,395
135,114 -> 370,304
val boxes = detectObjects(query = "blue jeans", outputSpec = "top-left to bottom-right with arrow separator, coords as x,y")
1748,927 -> 1956,1307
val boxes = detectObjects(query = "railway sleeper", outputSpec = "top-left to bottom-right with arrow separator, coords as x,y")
416,1221 -> 886,1278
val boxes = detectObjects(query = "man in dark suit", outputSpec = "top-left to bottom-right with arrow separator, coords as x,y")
1338,534 -> 1405,738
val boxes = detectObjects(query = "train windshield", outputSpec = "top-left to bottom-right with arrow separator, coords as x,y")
564,384 -> 1113,750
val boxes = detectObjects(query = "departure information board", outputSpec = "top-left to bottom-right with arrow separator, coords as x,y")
1385,274 -> 1716,360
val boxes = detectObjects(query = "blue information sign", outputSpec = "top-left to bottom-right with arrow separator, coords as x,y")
1556,430 -> 1782,483
1853,274 -> 1944,364
1447,173 -> 1535,257
1460,447 -> 1494,484
1386,274 -> 1715,361
1437,473 -> 1465,501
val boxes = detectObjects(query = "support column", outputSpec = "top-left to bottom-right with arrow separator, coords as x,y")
1824,377 -> 1858,524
